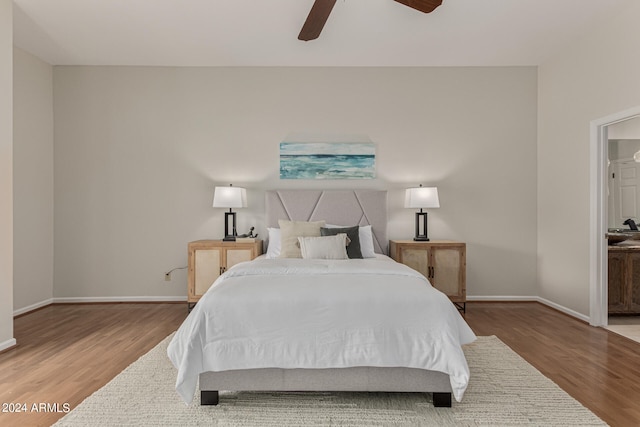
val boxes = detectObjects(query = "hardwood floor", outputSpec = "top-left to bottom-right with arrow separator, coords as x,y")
1,301 -> 639,426
0,303 -> 188,427
465,302 -> 640,426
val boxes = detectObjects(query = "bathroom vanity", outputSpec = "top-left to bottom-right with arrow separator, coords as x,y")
608,241 -> 640,314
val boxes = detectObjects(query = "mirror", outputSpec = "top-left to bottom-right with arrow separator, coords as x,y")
608,117 -> 640,230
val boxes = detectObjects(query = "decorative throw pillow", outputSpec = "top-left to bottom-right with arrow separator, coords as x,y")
278,220 -> 326,258
298,234 -> 349,260
358,225 -> 376,258
320,226 -> 362,259
326,224 -> 376,258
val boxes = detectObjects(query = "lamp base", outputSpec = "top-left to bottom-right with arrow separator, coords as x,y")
223,211 -> 238,242
414,211 -> 430,242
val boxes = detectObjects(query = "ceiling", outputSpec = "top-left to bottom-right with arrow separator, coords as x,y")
12,0 -> 634,67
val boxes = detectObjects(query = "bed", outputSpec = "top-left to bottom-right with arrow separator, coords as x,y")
168,189 -> 476,407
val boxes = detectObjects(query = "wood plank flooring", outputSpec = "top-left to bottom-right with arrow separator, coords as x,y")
1,302 -> 639,426
466,302 -> 640,426
0,303 -> 187,427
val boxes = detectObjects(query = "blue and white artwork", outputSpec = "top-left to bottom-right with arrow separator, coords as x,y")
280,142 -> 376,180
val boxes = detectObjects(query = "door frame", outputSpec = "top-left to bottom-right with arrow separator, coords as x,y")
590,106 -> 640,326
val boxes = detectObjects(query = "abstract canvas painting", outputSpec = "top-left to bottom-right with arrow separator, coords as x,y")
280,142 -> 376,179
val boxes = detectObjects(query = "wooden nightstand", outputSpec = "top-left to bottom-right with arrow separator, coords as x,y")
389,240 -> 466,312
187,240 -> 263,311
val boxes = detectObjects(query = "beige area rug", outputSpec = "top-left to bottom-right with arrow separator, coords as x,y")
53,335 -> 606,427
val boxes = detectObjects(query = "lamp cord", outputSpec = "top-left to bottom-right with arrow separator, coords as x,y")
165,266 -> 188,275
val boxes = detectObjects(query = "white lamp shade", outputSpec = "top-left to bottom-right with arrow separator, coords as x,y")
213,186 -> 247,208
405,186 -> 440,209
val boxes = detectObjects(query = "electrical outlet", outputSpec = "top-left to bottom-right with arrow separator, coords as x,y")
165,272 -> 171,281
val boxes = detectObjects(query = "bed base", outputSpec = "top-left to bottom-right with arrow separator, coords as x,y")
199,366 -> 453,408
200,390 -> 451,408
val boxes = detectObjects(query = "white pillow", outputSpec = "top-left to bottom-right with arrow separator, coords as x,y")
298,234 -> 349,260
265,227 -> 281,259
278,220 -> 326,258
326,224 -> 376,258
358,225 -> 376,258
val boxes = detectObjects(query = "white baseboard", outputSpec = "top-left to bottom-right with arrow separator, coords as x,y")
535,296 -> 590,323
0,338 -> 17,352
13,295 -> 590,323
52,296 -> 187,303
13,296 -> 187,317
467,295 -> 538,302
13,298 -> 54,317
467,295 -> 590,323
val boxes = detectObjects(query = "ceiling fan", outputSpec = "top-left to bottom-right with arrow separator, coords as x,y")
298,0 -> 443,41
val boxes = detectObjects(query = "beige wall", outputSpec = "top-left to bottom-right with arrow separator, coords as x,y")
537,1 -> 640,316
53,66 -> 538,300
13,47 -> 54,313
0,0 -> 15,350
9,1 -> 638,321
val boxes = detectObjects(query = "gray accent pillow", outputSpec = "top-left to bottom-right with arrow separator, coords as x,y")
320,226 -> 362,259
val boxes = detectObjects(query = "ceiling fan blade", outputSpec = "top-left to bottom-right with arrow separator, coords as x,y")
298,0 -> 337,41
393,0 -> 442,14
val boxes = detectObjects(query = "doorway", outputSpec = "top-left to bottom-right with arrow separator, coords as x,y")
604,119 -> 640,342
590,106 -> 640,327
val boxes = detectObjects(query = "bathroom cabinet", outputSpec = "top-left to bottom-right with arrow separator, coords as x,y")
608,246 -> 640,314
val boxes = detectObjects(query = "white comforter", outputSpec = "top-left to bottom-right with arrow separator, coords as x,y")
168,256 -> 476,404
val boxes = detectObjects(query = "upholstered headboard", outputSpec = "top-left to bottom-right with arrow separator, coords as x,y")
265,190 -> 388,254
